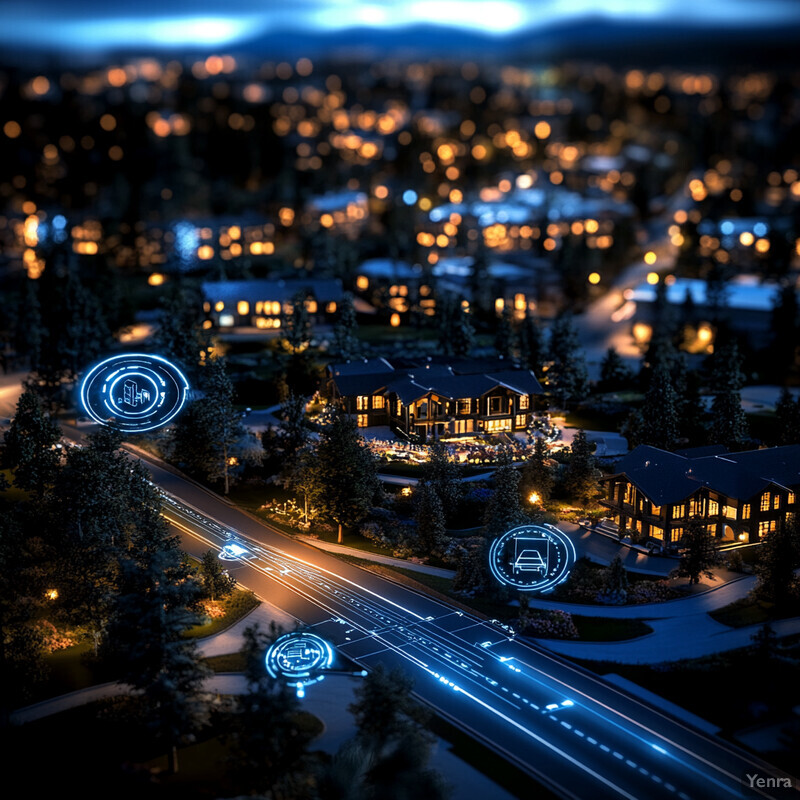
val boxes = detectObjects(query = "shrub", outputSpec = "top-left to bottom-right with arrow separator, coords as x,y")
517,610 -> 579,639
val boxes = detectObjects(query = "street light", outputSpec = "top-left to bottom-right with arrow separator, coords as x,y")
528,491 -> 541,505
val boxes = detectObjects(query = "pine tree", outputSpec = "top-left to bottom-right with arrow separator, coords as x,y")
517,309 -> 545,374
709,339 -> 749,449
599,555 -> 629,604
520,436 -> 554,503
775,387 -> 800,445
494,305 -> 515,359
313,408 -> 380,543
547,313 -> 588,408
563,429 -> 601,509
638,364 -> 679,451
484,462 -> 527,538
420,442 -> 462,519
770,284 -> 799,376
450,536 -> 489,595
678,368 -> 708,447
283,292 -> 312,352
675,517 -> 718,585
226,623 -> 314,794
754,515 -> 800,605
1,388 -> 62,496
333,292 -> 361,360
598,347 -> 633,393
107,547 -> 210,774
154,282 -> 209,381
13,278 -> 44,368
413,483 -> 448,558
438,297 -> 475,358
198,549 -> 236,601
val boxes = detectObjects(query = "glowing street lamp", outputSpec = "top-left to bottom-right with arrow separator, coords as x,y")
528,491 -> 541,506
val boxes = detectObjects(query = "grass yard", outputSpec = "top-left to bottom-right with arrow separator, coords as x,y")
183,589 -> 260,639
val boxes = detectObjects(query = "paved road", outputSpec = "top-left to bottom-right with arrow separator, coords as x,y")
138,456 -> 795,800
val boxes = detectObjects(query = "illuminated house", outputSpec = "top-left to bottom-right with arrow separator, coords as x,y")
202,279 -> 343,330
328,357 -> 543,440
600,444 -> 800,548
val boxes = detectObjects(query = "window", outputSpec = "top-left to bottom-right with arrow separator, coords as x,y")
488,396 -> 503,415
372,395 -> 385,409
773,494 -> 780,510
623,485 -> 633,504
519,395 -> 530,410
709,500 -> 719,516
515,413 -> 528,428
671,527 -> 684,542
672,504 -> 685,519
761,493 -> 770,512
485,418 -> 511,432
650,526 -> 664,540
651,504 -> 661,516
457,399 -> 472,415
395,398 -> 402,416
357,414 -> 368,428
689,498 -> 703,516
453,419 -> 474,434
722,505 -> 736,519
741,504 -> 751,520
357,395 -> 369,411
789,493 -> 796,505
758,520 -> 777,537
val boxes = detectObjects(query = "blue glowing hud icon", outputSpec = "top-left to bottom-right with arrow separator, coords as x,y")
489,524 -> 575,592
265,631 -> 335,697
79,353 -> 190,433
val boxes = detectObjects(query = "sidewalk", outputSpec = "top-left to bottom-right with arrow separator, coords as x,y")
293,534 -> 455,578
535,613 -> 800,664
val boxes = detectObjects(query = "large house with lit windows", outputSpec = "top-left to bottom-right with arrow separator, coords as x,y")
202,279 -> 343,330
327,357 -> 543,440
600,444 -> 800,549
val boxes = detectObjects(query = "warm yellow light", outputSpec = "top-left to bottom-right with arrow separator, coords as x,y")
320,213 -> 334,228
495,297 -> 505,313
528,492 -> 541,505
4,120 -> 21,138
644,251 -> 657,265
100,114 -> 116,131
755,238 -> 770,254
739,231 -> 754,246
419,197 -> 432,211
646,272 -> 659,285
46,589 -> 58,601
697,324 -> 713,343
401,486 -> 412,497
215,301 -> 224,312
198,245 -> 214,260
390,313 -> 401,327
534,121 -> 551,139
237,301 -> 249,315
148,273 -> 165,286
584,219 -> 599,234
228,225 -> 241,240
633,322 -> 652,343
588,272 -> 601,285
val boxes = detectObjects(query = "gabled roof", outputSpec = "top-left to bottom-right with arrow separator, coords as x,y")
607,444 -> 800,505
330,358 -> 394,377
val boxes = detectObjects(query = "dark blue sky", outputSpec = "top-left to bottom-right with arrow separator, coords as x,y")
2,0 -> 799,51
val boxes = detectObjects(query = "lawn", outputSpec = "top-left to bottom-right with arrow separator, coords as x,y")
183,589 -> 260,639
709,595 -> 800,628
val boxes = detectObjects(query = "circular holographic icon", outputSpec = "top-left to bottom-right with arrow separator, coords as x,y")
489,524 -> 575,592
265,631 -> 335,695
79,353 -> 190,433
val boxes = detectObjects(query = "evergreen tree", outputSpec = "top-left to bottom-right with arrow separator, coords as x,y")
709,340 -> 749,449
226,623 -> 314,794
438,297 -> 474,358
598,347 -> 633,393
333,292 -> 361,360
563,430 -> 601,509
1,388 -> 62,496
494,306 -> 515,360
520,436 -> 554,503
283,292 -> 312,352
13,278 -> 44,368
198,549 -> 236,601
313,409 -> 380,543
755,515 -> 800,605
675,517 -> 718,585
751,621 -> 779,662
413,483 -> 448,558
107,547 -> 210,774
678,368 -> 708,447
770,284 -> 799,376
775,387 -> 800,445
450,536 -> 489,595
638,364 -> 679,451
547,313 -> 589,408
420,442 -> 462,519
598,555 -> 629,604
154,282 -> 209,381
483,462 -> 527,538
171,356 -> 250,494
517,309 -> 545,374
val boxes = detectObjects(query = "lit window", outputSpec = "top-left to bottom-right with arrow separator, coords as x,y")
214,301 -> 224,312
758,520 -> 777,537
651,505 -> 661,516
457,399 -> 472,415
761,493 -> 770,512
789,493 -> 796,505
519,395 -> 530,410
356,396 -> 369,411
372,395 -> 385,409
515,414 -> 528,428
237,300 -> 249,316
741,504 -> 751,520
773,495 -> 780,510
219,313 -> 234,327
709,500 -> 719,516
671,527 -> 683,542
357,414 -> 368,428
651,526 -> 664,540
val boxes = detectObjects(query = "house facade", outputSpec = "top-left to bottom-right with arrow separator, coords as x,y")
328,357 -> 543,440
600,444 -> 800,549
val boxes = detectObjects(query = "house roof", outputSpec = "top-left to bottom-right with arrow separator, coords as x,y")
607,444 -> 800,505
203,278 -> 343,305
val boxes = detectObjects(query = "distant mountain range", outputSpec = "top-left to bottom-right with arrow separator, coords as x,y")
3,16 -> 799,68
